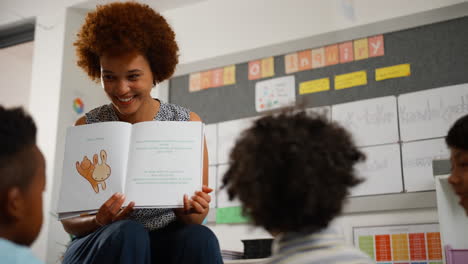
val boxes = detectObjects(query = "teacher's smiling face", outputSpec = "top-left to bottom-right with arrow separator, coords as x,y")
100,51 -> 155,120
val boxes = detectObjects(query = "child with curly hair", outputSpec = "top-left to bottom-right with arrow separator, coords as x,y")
0,106 -> 45,264
61,2 -> 221,263
222,111 -> 374,263
447,114 -> 468,215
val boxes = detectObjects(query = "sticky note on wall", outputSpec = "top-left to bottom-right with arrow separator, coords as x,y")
376,64 -> 411,81
299,78 -> 330,95
335,70 -> 367,90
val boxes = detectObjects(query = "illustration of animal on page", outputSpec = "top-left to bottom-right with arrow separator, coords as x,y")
75,149 -> 112,193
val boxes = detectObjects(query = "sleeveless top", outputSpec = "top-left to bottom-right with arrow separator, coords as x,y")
85,99 -> 191,230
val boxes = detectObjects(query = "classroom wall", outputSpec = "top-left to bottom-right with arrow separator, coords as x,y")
0,42 -> 34,109
2,0 -> 465,262
162,0 -> 457,252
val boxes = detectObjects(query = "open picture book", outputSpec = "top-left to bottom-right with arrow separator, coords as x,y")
57,121 -> 204,220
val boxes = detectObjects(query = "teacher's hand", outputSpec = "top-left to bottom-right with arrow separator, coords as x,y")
183,185 -> 213,215
95,192 -> 135,226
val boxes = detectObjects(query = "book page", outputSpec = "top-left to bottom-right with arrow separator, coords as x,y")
125,121 -> 204,207
57,122 -> 132,213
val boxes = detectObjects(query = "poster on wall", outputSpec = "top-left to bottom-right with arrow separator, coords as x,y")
255,76 -> 296,112
353,223 -> 443,264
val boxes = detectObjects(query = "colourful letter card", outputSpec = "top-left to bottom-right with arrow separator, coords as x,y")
261,57 -> 275,78
223,65 -> 236,85
354,38 -> 369,60
189,73 -> 201,92
284,53 -> 299,74
298,50 -> 312,71
325,44 -> 339,66
211,68 -> 224,87
368,35 -> 385,57
339,41 -> 354,63
248,60 -> 262,80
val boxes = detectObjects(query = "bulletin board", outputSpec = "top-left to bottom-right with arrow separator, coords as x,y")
170,13 -> 468,124
167,3 -> 468,218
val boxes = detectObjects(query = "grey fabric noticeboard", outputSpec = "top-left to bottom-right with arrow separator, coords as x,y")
170,16 -> 468,125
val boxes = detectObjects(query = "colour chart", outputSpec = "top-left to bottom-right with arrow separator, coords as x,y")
353,224 -> 443,264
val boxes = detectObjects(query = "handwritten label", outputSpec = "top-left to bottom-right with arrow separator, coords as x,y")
86,137 -> 104,142
335,70 -> 367,90
398,84 -> 468,141
402,139 -> 449,192
352,144 -> 403,196
332,96 -> 399,147
299,78 -> 330,95
376,64 -> 411,81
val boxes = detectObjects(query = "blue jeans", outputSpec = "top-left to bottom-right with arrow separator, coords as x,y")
62,220 -> 223,264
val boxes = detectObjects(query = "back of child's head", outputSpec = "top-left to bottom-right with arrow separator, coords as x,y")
0,106 -> 44,246
446,114 -> 468,150
223,110 -> 365,234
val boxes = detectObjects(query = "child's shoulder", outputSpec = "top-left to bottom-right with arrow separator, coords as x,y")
0,238 -> 43,264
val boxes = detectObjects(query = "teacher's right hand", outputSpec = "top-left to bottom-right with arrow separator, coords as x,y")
95,192 -> 135,226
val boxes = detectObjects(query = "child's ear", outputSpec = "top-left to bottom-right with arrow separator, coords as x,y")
6,187 -> 26,221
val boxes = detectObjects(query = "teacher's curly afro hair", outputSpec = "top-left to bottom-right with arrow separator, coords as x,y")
74,2 -> 179,83
222,110 -> 365,233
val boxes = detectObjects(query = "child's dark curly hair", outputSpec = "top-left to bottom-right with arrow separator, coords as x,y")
0,106 -> 37,193
74,2 -> 179,83
222,111 -> 365,233
446,114 -> 468,150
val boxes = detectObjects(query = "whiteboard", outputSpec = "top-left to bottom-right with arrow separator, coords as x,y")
205,124 -> 217,165
306,105 -> 331,120
402,138 -> 449,192
351,144 -> 403,196
217,116 -> 258,164
398,83 -> 468,142
216,164 -> 241,208
332,96 -> 399,147
209,165 -> 217,208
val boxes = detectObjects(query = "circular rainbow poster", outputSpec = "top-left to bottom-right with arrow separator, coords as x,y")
73,98 -> 84,114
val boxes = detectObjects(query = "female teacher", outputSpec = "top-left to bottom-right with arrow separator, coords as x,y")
61,2 -> 222,263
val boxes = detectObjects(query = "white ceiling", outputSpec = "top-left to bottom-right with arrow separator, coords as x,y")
73,0 -> 207,11
0,0 -> 207,29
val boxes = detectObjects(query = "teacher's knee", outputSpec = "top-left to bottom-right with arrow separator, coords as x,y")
105,220 -> 148,244
181,224 -> 219,247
